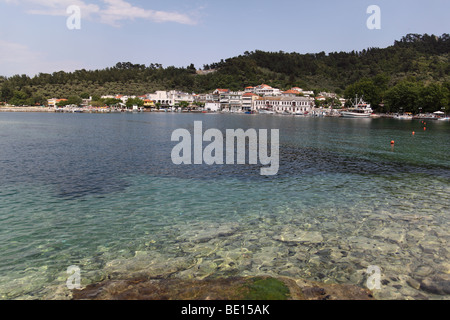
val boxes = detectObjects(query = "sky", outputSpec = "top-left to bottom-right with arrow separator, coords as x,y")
0,0 -> 449,77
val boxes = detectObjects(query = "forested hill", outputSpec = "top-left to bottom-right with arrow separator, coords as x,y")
1,33 -> 449,112
218,33 -> 449,91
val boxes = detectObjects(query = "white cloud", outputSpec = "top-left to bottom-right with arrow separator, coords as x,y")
26,0 -> 101,18
1,0 -> 197,26
100,0 -> 196,26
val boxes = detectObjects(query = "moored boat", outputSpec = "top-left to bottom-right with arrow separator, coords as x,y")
340,95 -> 373,118
395,114 -> 413,120
258,108 -> 274,114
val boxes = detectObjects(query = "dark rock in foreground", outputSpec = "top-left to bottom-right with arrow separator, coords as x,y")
72,276 -> 374,300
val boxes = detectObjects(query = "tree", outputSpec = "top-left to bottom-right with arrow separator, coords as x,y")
102,98 -> 122,107
80,92 -> 90,99
419,83 -> 449,113
187,63 -> 196,74
384,80 -> 422,113
67,95 -> 82,105
175,101 -> 190,110
1,83 -> 13,102
344,78 -> 383,109
9,90 -> 28,106
126,97 -> 144,109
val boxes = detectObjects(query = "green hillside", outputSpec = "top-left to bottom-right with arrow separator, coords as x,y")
1,33 -> 449,113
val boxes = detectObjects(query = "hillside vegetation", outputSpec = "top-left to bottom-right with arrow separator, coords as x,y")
1,33 -> 449,113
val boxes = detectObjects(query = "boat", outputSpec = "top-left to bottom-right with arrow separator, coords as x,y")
340,95 -> 373,118
438,117 -> 450,121
258,108 -> 274,114
395,114 -> 413,120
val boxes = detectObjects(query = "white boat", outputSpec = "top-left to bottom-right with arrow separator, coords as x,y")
438,117 -> 450,121
258,109 -> 274,114
340,95 -> 373,118
395,114 -> 413,120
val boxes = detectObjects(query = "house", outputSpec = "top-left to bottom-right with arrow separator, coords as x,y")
254,84 -> 281,97
148,91 -> 173,107
213,88 -> 230,95
254,96 -> 313,113
319,92 -> 337,99
217,91 -> 244,112
242,92 -> 259,111
302,90 -> 314,97
219,92 -> 230,111
147,90 -> 195,107
172,91 -> 195,107
241,83 -> 281,97
282,90 -> 303,97
143,99 -> 155,108
205,102 -> 221,112
48,98 -> 68,108
193,94 -> 207,103
81,98 -> 92,106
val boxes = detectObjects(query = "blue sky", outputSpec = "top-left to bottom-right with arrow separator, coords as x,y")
0,0 -> 449,77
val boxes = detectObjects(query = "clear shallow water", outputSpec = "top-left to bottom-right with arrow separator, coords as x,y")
0,113 -> 449,300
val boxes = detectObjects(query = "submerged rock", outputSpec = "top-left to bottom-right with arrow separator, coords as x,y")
274,230 -> 323,244
420,276 -> 450,295
72,276 -> 374,300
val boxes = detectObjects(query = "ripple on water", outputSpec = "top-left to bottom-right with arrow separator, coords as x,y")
0,115 -> 448,300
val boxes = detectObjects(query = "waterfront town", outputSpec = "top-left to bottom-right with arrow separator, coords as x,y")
1,82 -> 447,119
44,84 -> 338,115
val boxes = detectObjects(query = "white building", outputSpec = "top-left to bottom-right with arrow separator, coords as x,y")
254,96 -> 313,113
228,92 -> 244,112
242,92 -> 259,111
205,102 -> 220,112
244,84 -> 281,97
173,91 -> 195,107
255,84 -> 281,97
147,90 -> 194,107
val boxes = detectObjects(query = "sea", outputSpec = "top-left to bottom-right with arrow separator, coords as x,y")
0,112 -> 449,300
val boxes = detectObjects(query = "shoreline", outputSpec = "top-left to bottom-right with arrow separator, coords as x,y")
0,107 -> 446,119
0,107 -> 55,113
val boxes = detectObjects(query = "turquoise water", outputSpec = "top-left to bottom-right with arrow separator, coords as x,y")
0,113 -> 449,300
